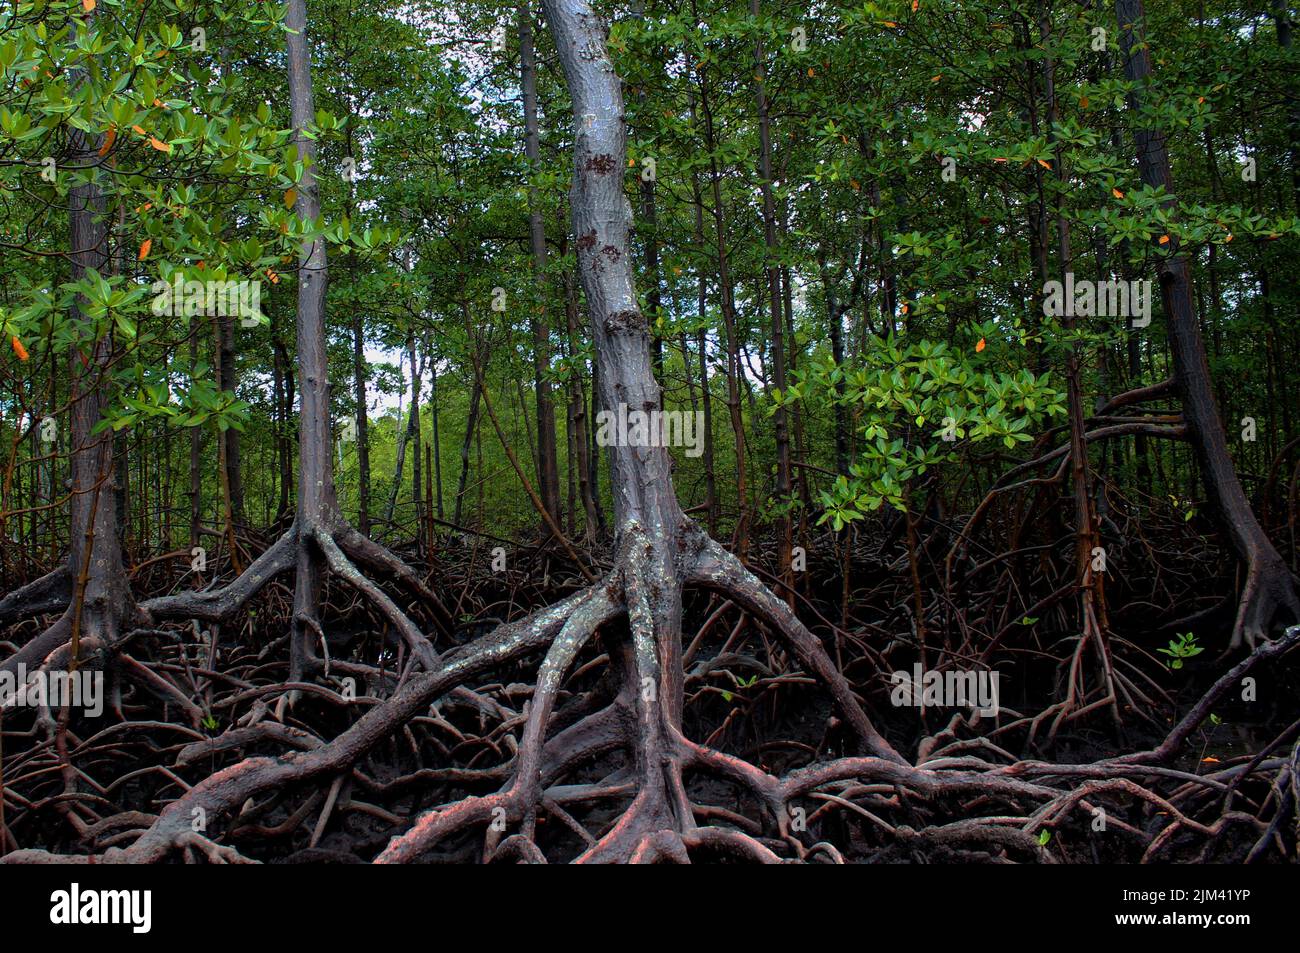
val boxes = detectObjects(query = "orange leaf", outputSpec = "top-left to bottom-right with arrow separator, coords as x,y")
97,126 -> 116,157
138,238 -> 152,260
1112,187 -> 1124,199
1037,158 -> 1052,169
807,67 -> 815,77
283,189 -> 297,209
912,0 -> 919,9
1201,757 -> 1220,764
11,336 -> 29,361
881,21 -> 896,28
132,125 -> 146,136
930,74 -> 942,82
1158,234 -> 1170,245
148,136 -> 171,153
1225,233 -> 1233,242
82,0 -> 95,11
975,337 -> 986,352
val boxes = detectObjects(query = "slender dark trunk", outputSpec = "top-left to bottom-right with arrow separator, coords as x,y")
454,346 -> 482,528
691,37 -> 748,556
272,319 -> 295,522
752,0 -> 791,589
385,338 -> 418,526
430,346 -> 443,522
564,256 -> 598,539
689,153 -> 718,533
351,313 -> 370,535
216,313 -> 244,523
189,323 -> 203,545
519,1 -> 562,529
1118,0 -> 1299,645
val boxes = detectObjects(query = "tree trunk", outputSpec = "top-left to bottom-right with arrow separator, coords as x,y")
286,0 -> 335,680
1117,0 -> 1299,646
454,348 -> 482,529
690,35 -> 748,557
519,1 -> 562,531
351,310 -> 370,536
215,313 -> 244,524
752,0 -> 792,590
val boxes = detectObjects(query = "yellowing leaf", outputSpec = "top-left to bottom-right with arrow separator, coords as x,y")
975,337 -> 986,352
149,136 -> 171,152
881,21 -> 896,28
98,126 -> 116,157
283,189 -> 297,209
82,0 -> 95,11
138,238 -> 152,260
807,67 -> 815,77
1112,187 -> 1124,199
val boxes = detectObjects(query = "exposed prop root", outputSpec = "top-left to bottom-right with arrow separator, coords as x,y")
1230,550 -> 1300,650
4,523 -> 1298,864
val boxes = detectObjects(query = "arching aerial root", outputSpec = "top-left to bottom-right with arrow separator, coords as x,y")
3,524 -> 1298,863
1,515 -> 455,693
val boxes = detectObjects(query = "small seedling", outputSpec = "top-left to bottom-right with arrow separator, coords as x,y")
721,674 -> 758,704
1157,632 -> 1203,670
